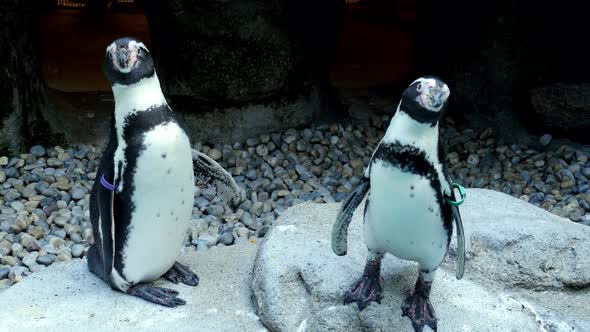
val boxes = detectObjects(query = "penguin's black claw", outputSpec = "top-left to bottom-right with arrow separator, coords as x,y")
127,284 -> 186,308
401,292 -> 438,332
343,275 -> 383,311
163,261 -> 199,286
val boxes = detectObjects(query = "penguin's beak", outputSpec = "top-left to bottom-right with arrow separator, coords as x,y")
111,46 -> 137,73
117,48 -> 128,69
430,88 -> 445,108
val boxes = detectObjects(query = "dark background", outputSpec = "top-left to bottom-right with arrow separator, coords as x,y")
1,0 -> 589,154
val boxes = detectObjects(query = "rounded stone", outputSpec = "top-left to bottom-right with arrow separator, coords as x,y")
71,187 -> 87,200
219,232 -> 234,245
22,252 -> 39,267
539,134 -> 552,147
71,244 -> 84,258
30,145 -> 47,157
8,266 -> 28,283
236,227 -> 249,238
568,208 -> 583,222
256,145 -> 269,157
37,254 -> 56,266
53,216 -> 68,227
0,267 -> 9,279
207,149 -> 222,161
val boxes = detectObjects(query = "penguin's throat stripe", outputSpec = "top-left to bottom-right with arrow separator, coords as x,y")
100,175 -> 119,191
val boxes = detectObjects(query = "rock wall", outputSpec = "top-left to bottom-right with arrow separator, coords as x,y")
139,0 -> 345,143
414,0 -> 590,142
0,1 -> 62,155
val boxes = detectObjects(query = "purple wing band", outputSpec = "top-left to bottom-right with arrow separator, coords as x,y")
100,175 -> 118,191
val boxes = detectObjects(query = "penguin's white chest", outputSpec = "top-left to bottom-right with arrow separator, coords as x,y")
121,122 -> 194,284
364,161 -> 448,270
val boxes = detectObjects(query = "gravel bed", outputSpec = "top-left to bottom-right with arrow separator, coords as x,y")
0,115 -> 588,290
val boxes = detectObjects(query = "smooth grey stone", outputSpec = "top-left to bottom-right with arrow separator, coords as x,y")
30,145 -> 46,157
71,244 -> 84,258
0,267 -> 9,279
70,187 -> 87,200
219,232 -> 234,246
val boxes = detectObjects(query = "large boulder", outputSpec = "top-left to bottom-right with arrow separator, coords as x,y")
530,83 -> 590,137
0,243 -> 266,331
252,189 -> 590,331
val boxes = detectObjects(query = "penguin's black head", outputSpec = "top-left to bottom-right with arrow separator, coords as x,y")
103,37 -> 155,86
399,76 -> 450,126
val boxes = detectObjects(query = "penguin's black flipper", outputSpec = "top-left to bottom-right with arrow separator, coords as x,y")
451,204 -> 465,280
193,150 -> 242,207
88,167 -> 116,287
332,176 -> 370,256
439,138 -> 465,279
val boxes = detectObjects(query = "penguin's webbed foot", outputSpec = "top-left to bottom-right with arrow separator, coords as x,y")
401,281 -> 437,332
163,261 -> 199,286
127,284 -> 186,307
343,275 -> 383,311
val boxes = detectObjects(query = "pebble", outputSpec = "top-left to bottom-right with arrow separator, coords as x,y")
0,118 -> 589,290
2,256 -> 17,266
207,149 -> 222,161
71,187 -> 87,200
0,279 -> 13,289
37,255 -> 56,266
219,232 -> 234,245
295,165 -> 313,181
0,267 -> 9,279
71,244 -> 84,258
30,145 -> 46,157
256,145 -> 269,157
22,252 -> 39,267
9,266 -> 28,283
196,233 -> 219,248
539,134 -> 552,147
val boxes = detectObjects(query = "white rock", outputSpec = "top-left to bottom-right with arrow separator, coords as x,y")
251,189 -> 590,332
0,244 -> 264,331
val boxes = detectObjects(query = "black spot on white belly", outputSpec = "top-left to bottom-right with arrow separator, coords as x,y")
410,240 -> 415,245
181,200 -> 185,205
371,141 -> 453,243
170,211 -> 174,216
161,153 -> 167,158
180,187 -> 184,193
167,168 -> 172,175
156,212 -> 160,217
410,193 -> 415,198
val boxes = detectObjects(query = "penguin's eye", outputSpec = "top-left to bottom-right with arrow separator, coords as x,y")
416,83 -> 422,92
137,48 -> 142,55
